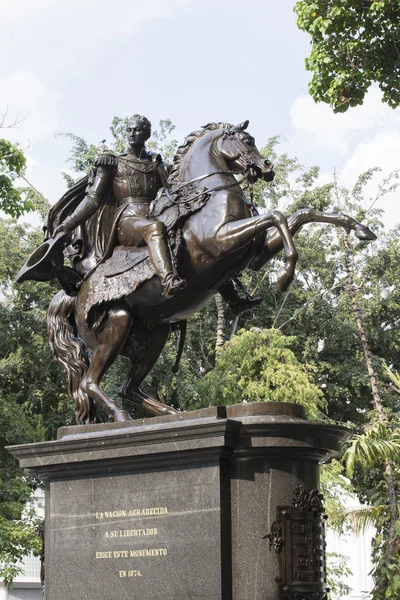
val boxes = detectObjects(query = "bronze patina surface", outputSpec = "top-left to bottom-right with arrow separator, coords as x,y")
16,116 -> 376,424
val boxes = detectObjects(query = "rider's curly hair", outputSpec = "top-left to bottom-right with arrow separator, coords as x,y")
129,114 -> 151,139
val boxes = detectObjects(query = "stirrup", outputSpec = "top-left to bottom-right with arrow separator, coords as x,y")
163,275 -> 186,297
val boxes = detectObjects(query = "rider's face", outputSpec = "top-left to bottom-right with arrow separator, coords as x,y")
127,122 -> 149,147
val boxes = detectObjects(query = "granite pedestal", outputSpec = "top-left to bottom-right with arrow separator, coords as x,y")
8,402 -> 349,600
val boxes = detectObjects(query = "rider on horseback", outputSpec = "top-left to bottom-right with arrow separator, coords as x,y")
17,115 -> 262,315
54,114 -> 186,297
16,118 -> 377,424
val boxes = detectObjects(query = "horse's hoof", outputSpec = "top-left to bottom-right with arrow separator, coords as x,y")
113,409 -> 132,422
276,268 -> 292,292
159,404 -> 180,415
355,225 -> 377,241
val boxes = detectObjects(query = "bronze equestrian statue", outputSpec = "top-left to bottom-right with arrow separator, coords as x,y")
17,117 -> 376,424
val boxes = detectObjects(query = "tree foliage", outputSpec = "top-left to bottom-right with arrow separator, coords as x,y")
0,138 -> 33,218
0,212 -> 72,583
194,328 -> 326,419
344,422 -> 400,479
0,399 -> 42,585
295,0 -> 400,112
0,122 -> 61,582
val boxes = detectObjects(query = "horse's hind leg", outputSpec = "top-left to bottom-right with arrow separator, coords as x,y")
120,323 -> 180,416
80,303 -> 133,422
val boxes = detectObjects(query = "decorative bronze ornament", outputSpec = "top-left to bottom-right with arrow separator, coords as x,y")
266,487 -> 328,600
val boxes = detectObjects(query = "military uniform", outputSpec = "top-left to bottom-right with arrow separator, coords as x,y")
62,150 -> 185,296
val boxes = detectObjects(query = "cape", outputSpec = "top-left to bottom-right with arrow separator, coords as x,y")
45,169 -> 117,277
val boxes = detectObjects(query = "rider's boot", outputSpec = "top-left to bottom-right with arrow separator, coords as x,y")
141,222 -> 186,297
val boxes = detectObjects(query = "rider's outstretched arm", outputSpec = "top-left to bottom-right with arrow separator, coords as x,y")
60,162 -> 114,234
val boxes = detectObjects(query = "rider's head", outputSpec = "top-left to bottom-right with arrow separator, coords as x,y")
127,114 -> 152,147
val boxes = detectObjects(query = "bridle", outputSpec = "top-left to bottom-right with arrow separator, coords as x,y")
166,130 -> 267,210
165,127 -> 268,205
163,171 -> 254,210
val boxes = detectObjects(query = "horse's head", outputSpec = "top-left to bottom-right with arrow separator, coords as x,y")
217,120 -> 275,183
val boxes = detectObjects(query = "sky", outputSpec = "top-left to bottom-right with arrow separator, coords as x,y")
1,0 -> 399,227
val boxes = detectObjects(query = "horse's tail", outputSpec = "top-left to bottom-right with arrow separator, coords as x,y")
47,290 -> 95,424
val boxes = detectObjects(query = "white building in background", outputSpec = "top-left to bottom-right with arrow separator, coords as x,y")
0,489 -> 44,600
327,495 -> 375,600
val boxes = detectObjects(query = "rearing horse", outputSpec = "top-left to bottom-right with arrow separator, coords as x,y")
47,121 -> 376,424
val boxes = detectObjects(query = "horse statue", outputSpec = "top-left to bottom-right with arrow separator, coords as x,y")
19,120 -> 376,424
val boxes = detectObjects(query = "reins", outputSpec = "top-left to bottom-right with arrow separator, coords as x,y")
164,169 -> 256,210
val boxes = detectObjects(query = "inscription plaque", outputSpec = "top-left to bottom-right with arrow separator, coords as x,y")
46,464 -> 227,600
267,487 -> 327,600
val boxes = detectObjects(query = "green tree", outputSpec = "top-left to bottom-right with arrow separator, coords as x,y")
0,398 -> 43,585
0,137 -> 33,218
343,417 -> 400,599
294,0 -> 400,112
0,118 -> 66,582
0,202 -> 72,583
194,328 -> 326,419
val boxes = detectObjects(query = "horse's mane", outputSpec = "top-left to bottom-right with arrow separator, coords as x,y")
168,122 -> 232,185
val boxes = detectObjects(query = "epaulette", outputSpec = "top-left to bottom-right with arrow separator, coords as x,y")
148,150 -> 162,164
94,152 -> 118,168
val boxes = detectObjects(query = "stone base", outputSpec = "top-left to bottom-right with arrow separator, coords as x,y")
8,402 -> 349,600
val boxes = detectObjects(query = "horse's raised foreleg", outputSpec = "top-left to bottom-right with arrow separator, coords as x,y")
120,323 -> 180,416
207,210 -> 298,291
250,208 -> 376,271
80,303 -> 133,422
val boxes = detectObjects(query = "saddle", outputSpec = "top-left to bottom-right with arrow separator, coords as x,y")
149,184 -> 209,236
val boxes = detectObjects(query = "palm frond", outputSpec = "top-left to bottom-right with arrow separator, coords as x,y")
343,422 -> 400,478
384,363 -> 400,394
345,505 -> 388,534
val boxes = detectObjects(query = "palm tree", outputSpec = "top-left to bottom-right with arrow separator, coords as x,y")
341,232 -> 400,599
341,365 -> 400,599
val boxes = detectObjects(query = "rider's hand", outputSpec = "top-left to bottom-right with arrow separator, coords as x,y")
53,224 -> 67,237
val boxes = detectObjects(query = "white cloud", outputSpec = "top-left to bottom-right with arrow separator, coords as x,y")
289,87 -> 400,227
10,152 -> 67,217
0,0 -> 193,202
24,154 -> 67,204
290,87 -> 400,154
1,0 -> 191,74
341,131 -> 400,183
340,131 -> 400,227
0,71 -> 65,210
0,72 -> 60,146
2,0 -> 190,30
